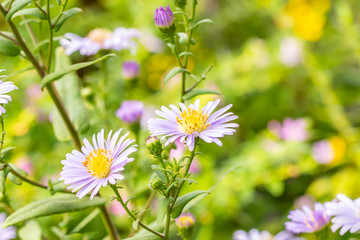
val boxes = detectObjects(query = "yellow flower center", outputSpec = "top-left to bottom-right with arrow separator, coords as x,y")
83,149 -> 113,178
88,28 -> 112,44
176,108 -> 210,134
177,216 -> 194,228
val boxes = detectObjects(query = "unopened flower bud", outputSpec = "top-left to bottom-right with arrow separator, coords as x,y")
175,0 -> 187,9
153,5 -> 176,36
122,61 -> 140,80
146,136 -> 163,157
176,212 -> 195,240
150,178 -> 163,191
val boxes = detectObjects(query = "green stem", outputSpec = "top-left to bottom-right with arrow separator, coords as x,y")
46,0 -> 53,74
110,185 -> 164,239
128,190 -> 157,237
99,206 -> 119,240
164,206 -> 171,239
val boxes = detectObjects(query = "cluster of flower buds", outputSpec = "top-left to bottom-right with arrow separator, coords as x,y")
153,5 -> 176,37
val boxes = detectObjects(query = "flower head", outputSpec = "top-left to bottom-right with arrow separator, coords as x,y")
60,27 -> 140,56
0,70 -> 17,115
232,229 -> 295,240
154,5 -> 176,35
148,99 -> 238,151
176,212 -> 196,240
268,118 -> 308,142
60,129 -> 137,199
325,194 -> 360,235
312,140 -> 334,164
0,213 -> 16,240
146,136 -> 163,157
116,100 -> 144,124
279,37 -> 303,67
285,202 -> 330,233
122,61 -> 140,80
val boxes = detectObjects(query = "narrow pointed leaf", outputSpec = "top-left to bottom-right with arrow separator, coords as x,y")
8,172 -> 22,185
157,197 -> 173,224
41,53 -> 115,89
191,18 -> 213,30
12,8 -> 47,20
2,195 -> 106,228
164,67 -> 189,84
52,8 -> 82,32
5,0 -> 32,21
182,89 -> 220,101
171,190 -> 209,218
9,163 -> 28,177
0,37 -> 20,57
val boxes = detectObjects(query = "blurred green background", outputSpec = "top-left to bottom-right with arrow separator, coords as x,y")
1,0 -> 360,239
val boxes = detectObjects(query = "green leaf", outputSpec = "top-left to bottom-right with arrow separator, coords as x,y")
179,52 -> 193,57
56,0 -> 61,6
19,221 -> 41,240
63,232 -> 101,240
8,172 -> 22,185
157,197 -> 173,225
49,47 -> 94,141
132,219 -> 139,230
5,0 -> 32,21
35,36 -> 62,52
164,67 -> 189,85
41,52 -> 115,88
0,37 -> 20,57
171,190 -> 209,218
191,18 -> 213,30
177,32 -> 188,45
20,18 -> 40,25
1,147 -> 16,159
122,235 -> 161,240
70,209 -> 100,233
0,169 -> 9,194
154,169 -> 167,184
182,89 -> 220,101
52,8 -> 82,32
2,194 -> 106,228
12,8 -> 47,20
9,163 -> 28,177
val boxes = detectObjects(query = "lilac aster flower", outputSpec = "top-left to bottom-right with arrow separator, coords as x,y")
268,118 -> 308,142
147,99 -> 238,151
60,28 -> 140,56
122,61 -> 140,80
176,212 -> 196,228
60,129 -> 137,199
0,213 -> 16,240
115,100 -> 144,124
232,229 -> 295,240
279,37 -> 303,67
0,70 -> 17,115
312,140 -> 334,164
285,202 -> 330,233
154,5 -> 175,28
325,194 -> 360,235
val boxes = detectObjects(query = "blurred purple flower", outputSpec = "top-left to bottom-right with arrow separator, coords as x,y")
169,139 -> 186,160
189,158 -> 201,174
15,157 -> 33,176
279,37 -> 303,67
60,28 -> 140,56
268,118 -> 308,142
0,213 -> 16,240
154,5 -> 175,28
232,229 -> 295,240
325,194 -> 360,235
176,212 -> 195,228
312,140 -> 334,164
285,202 -> 330,233
122,61 -> 140,80
116,100 -> 144,124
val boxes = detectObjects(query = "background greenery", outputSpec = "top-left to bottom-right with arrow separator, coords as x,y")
1,0 -> 360,239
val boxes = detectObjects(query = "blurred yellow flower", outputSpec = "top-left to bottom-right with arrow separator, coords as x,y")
285,0 -> 330,41
329,136 -> 346,164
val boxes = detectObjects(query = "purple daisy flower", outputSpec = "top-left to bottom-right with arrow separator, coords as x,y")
325,194 -> 360,235
312,140 -> 334,164
268,118 -> 308,142
122,61 -> 140,80
60,28 -> 140,56
154,5 -> 175,28
115,100 -> 144,124
147,99 -> 238,151
0,213 -> 16,240
176,212 -> 196,228
232,229 -> 295,240
0,70 -> 18,115
60,129 -> 137,199
285,202 -> 330,233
